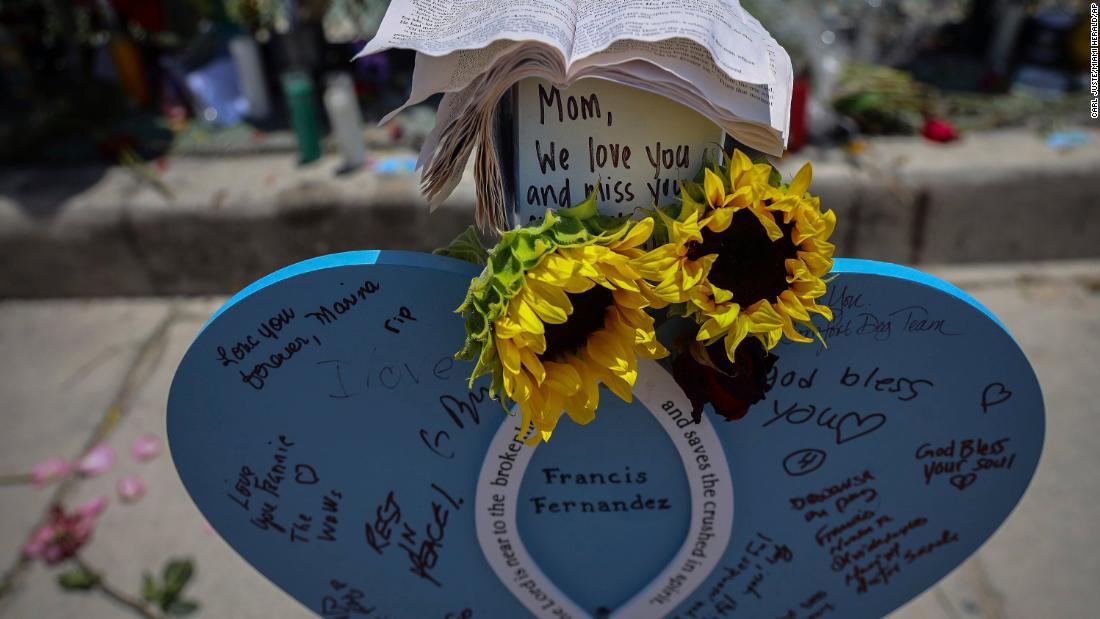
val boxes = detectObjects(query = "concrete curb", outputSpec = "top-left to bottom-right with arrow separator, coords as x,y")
1,130 -> 1098,297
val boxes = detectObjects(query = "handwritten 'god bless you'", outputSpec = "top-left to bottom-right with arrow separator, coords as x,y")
524,84 -> 694,211
761,363 -> 934,446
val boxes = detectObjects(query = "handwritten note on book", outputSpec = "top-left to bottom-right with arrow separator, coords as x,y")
513,78 -> 724,225
168,252 -> 1043,618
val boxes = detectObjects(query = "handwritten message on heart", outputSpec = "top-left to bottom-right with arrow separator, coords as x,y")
168,252 -> 1043,618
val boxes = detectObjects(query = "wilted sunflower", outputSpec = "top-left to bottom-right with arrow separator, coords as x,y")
454,194 -> 667,443
637,150 -> 835,418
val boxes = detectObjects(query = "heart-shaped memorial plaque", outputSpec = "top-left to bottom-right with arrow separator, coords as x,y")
168,251 -> 1043,618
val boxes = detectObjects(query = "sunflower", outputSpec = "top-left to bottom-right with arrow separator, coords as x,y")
454,194 -> 667,443
638,149 -> 836,364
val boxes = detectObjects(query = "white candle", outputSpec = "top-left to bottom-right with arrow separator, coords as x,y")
230,35 -> 272,120
323,72 -> 367,169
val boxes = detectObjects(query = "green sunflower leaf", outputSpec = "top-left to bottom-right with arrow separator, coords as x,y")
433,226 -> 489,266
682,180 -> 706,204
697,150 -> 716,183
769,166 -> 783,188
509,232 -> 545,268
464,311 -> 488,341
490,252 -> 524,291
548,216 -> 588,244
557,189 -> 599,221
469,342 -> 498,386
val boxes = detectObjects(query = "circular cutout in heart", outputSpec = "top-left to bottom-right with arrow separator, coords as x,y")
475,359 -> 733,619
168,252 -> 1043,618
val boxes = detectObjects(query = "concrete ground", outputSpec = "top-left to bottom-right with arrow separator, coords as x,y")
0,259 -> 1097,618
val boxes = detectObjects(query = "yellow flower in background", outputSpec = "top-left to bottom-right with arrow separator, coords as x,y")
454,194 -> 667,443
638,149 -> 836,362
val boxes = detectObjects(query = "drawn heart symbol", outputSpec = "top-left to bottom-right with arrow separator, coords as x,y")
981,382 -> 1013,413
835,411 -> 887,444
168,252 -> 1043,618
950,473 -> 978,491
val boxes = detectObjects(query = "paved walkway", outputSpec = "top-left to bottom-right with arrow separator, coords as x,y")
0,260 -> 1097,618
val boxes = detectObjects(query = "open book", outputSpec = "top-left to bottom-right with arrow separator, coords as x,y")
359,0 -> 793,231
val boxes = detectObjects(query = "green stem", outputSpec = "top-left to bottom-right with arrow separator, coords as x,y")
0,473 -> 32,486
73,556 -> 161,619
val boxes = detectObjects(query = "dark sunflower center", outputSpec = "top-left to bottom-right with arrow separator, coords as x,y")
686,208 -> 798,306
542,286 -> 613,360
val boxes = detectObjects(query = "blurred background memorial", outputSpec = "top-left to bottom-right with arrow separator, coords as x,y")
1,0 -> 1092,170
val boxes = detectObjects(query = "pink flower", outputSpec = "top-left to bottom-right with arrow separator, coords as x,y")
129,434 -> 162,462
76,496 -> 108,518
116,476 -> 146,503
22,497 -> 107,565
75,444 -> 115,477
30,457 -> 70,487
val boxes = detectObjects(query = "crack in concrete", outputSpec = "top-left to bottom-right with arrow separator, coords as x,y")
935,586 -> 967,619
908,190 -> 931,264
964,556 -> 1005,619
0,307 -> 179,607
117,210 -> 161,296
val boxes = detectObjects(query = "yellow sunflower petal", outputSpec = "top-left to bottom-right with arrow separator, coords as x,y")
543,361 -> 581,397
799,249 -> 833,276
704,167 -> 727,208
788,162 -> 813,197
755,210 -> 784,242
780,314 -> 813,343
611,217 -> 654,250
711,285 -> 734,304
779,290 -> 811,322
510,297 -> 545,335
600,365 -> 637,401
569,357 -> 601,408
497,337 -> 521,374
520,348 -> 547,384
564,392 -> 596,425
745,300 -> 785,332
587,331 -> 631,373
519,287 -> 569,325
526,278 -> 573,319
723,317 -> 750,359
706,207 -> 735,233
730,149 -> 754,185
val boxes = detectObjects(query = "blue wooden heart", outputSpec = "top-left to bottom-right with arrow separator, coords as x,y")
168,251 -> 1043,618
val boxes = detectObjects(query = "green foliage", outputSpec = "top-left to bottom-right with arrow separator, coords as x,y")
57,566 -> 100,590
832,63 -> 927,135
142,559 -> 200,616
642,202 -> 681,248
433,226 -> 489,266
454,190 -> 638,400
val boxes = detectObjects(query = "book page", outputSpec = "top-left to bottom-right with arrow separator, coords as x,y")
380,41 -> 526,124
571,39 -> 774,127
357,0 -> 579,58
570,0 -> 773,85
745,12 -> 793,140
579,65 -> 782,153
